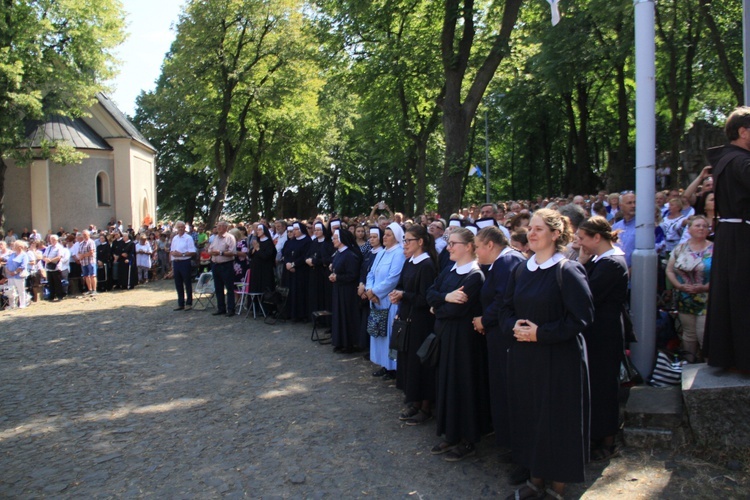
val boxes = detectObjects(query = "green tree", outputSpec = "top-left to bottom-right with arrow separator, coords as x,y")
0,0 -> 125,231
437,0 -> 524,215
155,0 -> 317,228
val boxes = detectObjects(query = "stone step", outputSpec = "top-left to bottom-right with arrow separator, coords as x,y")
623,385 -> 685,449
682,363 -> 750,452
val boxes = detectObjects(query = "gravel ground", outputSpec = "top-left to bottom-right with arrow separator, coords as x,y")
0,280 -> 747,498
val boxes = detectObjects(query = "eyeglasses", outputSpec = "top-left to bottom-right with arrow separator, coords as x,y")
403,238 -> 418,243
447,241 -> 468,248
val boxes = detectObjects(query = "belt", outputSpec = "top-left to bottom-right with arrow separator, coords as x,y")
719,218 -> 750,225
212,259 -> 233,265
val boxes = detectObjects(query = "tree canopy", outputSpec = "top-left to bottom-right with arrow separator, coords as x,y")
0,0 -> 126,231
136,0 -> 743,222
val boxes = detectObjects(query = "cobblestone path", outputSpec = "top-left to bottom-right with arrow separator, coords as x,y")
0,281 -> 747,498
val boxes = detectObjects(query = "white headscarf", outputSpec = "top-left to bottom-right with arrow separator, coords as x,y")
386,222 -> 404,245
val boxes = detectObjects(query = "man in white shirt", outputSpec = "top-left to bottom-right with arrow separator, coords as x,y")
169,221 -> 197,311
43,235 -> 66,301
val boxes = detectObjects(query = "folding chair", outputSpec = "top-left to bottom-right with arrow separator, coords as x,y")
193,272 -> 216,310
234,269 -> 252,316
311,310 -> 332,344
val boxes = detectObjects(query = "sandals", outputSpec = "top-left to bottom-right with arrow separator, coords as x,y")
443,441 -> 476,462
541,488 -> 564,500
430,441 -> 457,455
505,480 -> 542,500
405,410 -> 432,426
590,445 -> 620,462
399,406 -> 420,421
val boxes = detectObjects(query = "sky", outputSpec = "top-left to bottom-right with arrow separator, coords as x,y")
106,0 -> 185,118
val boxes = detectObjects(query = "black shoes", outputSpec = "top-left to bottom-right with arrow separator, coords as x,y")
174,307 -> 185,311
372,367 -> 387,377
212,311 -> 226,316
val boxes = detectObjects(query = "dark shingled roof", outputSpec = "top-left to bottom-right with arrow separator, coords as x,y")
25,115 -> 112,151
95,92 -> 156,152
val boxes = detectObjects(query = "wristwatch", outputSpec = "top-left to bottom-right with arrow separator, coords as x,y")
220,251 -> 223,256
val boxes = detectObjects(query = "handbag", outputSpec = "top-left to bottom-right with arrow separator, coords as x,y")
416,332 -> 440,367
367,308 -> 389,337
390,317 -> 411,351
621,305 -> 637,343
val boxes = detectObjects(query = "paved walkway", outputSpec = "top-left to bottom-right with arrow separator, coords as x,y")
0,281 -> 747,498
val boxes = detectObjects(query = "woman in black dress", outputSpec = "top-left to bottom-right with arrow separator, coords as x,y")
501,209 -> 594,500
306,221 -> 334,317
389,224 -> 438,425
578,216 -> 630,462
96,233 -> 113,292
329,228 -> 362,352
249,223 -> 277,293
472,226 -> 525,451
426,227 -> 490,461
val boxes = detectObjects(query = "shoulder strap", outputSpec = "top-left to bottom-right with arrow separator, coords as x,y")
556,258 -> 568,291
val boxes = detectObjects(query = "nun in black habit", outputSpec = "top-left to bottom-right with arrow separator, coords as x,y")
118,232 -> 138,290
357,226 -> 383,351
249,223 -> 277,293
426,227 -> 491,462
330,228 -> 362,352
472,223 -> 525,450
283,221 -> 311,322
306,221 -> 334,318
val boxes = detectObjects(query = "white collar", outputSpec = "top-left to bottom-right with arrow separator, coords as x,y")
385,244 -> 401,253
410,252 -> 429,264
259,236 -> 268,242
593,246 -> 625,262
317,237 -> 325,242
371,247 -> 382,254
450,260 -> 480,275
489,246 -> 514,270
337,246 -> 347,253
296,235 -> 307,241
526,252 -> 565,271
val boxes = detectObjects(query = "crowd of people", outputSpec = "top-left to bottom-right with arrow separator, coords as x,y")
3,107 -> 748,500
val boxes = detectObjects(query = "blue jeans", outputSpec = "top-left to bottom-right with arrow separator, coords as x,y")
212,261 -> 235,313
173,259 -> 193,307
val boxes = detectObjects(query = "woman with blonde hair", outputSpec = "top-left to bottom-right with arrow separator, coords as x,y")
501,209 -> 594,500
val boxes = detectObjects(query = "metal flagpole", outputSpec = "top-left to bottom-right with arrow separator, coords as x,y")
630,0 -> 658,379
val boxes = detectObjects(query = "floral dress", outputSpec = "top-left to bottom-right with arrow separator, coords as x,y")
671,241 -> 713,315
234,239 -> 250,282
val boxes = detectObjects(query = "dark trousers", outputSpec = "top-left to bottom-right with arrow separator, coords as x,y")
47,269 -> 64,299
173,259 -> 193,307
212,261 -> 235,313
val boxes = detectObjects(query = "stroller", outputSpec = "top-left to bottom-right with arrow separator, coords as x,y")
262,286 -> 289,325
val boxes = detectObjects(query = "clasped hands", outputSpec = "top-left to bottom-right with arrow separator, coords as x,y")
513,319 -> 539,342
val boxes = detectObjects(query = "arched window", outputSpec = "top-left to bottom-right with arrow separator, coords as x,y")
96,171 -> 111,206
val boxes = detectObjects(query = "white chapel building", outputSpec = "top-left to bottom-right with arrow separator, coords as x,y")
4,93 -> 157,234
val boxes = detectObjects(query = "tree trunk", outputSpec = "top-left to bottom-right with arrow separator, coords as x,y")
207,173 -> 229,229
699,0 -> 743,105
437,0 -> 524,215
415,140 -> 427,216
608,62 -> 633,190
438,102 -> 471,215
